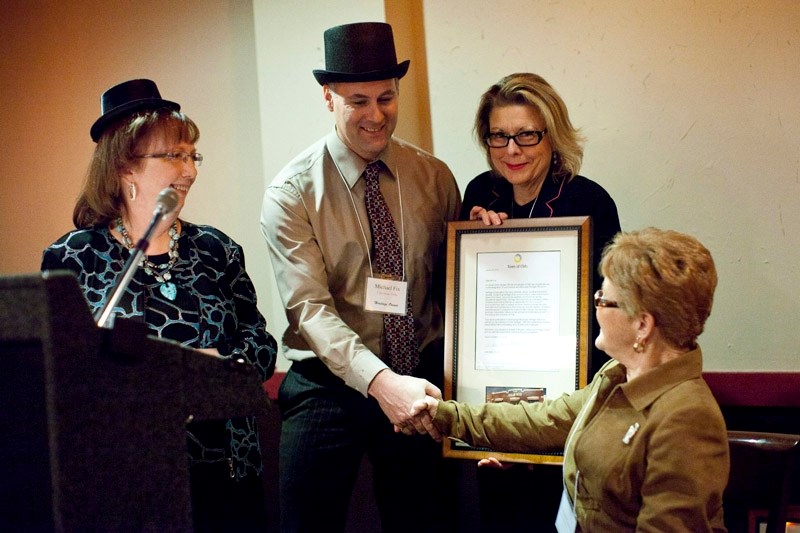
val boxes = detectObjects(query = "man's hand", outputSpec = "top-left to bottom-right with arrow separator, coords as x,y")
368,369 -> 441,437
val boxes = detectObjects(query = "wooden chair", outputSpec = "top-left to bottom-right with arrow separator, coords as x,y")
724,430 -> 800,533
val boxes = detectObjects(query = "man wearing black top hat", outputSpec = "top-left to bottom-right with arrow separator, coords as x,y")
261,22 -> 461,533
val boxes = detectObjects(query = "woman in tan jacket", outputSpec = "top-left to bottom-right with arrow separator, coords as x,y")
409,227 -> 729,532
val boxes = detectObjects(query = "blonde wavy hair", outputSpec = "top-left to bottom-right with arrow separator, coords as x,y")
474,72 -> 585,181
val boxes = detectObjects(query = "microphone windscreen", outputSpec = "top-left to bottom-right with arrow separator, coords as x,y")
156,188 -> 179,215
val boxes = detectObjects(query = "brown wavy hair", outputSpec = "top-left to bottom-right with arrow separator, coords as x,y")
72,109 -> 199,228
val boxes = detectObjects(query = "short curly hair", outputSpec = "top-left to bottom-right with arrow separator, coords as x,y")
599,227 -> 718,349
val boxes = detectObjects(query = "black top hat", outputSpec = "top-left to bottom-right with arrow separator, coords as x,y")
90,79 -> 180,142
312,22 -> 410,85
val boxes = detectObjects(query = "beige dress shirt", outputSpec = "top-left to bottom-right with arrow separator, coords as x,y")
261,129 -> 461,395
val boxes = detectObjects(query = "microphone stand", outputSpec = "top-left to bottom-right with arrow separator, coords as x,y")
95,208 -> 167,329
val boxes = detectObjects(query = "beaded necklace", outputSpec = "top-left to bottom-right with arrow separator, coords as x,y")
116,217 -> 180,300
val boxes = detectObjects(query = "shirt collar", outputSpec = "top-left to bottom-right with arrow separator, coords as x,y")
619,346 -> 705,410
326,127 -> 397,189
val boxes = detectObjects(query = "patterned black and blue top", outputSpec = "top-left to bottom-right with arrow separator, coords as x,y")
41,221 -> 277,479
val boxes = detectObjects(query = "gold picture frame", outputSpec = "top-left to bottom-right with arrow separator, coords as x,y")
443,217 -> 592,463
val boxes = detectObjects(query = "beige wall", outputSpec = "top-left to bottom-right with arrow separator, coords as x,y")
0,0 -> 274,359
2,1 -> 798,373
1,1 -> 263,270
422,0 -> 800,372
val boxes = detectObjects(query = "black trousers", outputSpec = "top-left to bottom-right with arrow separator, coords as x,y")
477,463 -> 563,532
188,418 -> 269,532
277,342 -> 458,533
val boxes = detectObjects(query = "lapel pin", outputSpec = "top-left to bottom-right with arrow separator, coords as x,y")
622,422 -> 640,445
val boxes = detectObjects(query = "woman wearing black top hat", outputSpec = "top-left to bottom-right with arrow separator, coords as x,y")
42,79 -> 277,531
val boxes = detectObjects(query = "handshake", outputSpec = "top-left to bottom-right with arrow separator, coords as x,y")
376,372 -> 510,470
394,394 -> 443,442
390,383 -> 509,470
368,369 -> 445,442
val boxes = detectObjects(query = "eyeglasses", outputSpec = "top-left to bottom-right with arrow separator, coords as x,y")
484,129 -> 548,148
136,151 -> 203,166
594,290 -> 619,308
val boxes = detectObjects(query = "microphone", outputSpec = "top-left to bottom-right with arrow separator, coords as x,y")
130,188 -> 180,252
95,188 -> 180,328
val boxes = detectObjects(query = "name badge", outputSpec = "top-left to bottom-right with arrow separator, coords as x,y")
555,488 -> 577,533
365,277 -> 408,315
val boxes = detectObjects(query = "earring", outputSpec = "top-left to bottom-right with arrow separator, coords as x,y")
128,182 -> 137,201
633,337 -> 646,353
552,151 -> 559,166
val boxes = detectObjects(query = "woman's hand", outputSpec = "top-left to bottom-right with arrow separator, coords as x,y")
477,457 -> 513,469
395,395 -> 443,442
478,458 -> 535,470
469,206 -> 508,226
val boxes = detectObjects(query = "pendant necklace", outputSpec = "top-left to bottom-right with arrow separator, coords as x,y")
116,218 -> 181,300
511,196 -> 538,218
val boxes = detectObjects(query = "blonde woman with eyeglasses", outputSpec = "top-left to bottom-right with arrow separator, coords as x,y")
460,72 -> 624,530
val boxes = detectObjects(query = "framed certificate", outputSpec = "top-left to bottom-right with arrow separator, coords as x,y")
443,217 -> 592,464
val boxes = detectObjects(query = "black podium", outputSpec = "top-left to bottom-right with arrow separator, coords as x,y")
0,271 -> 271,532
